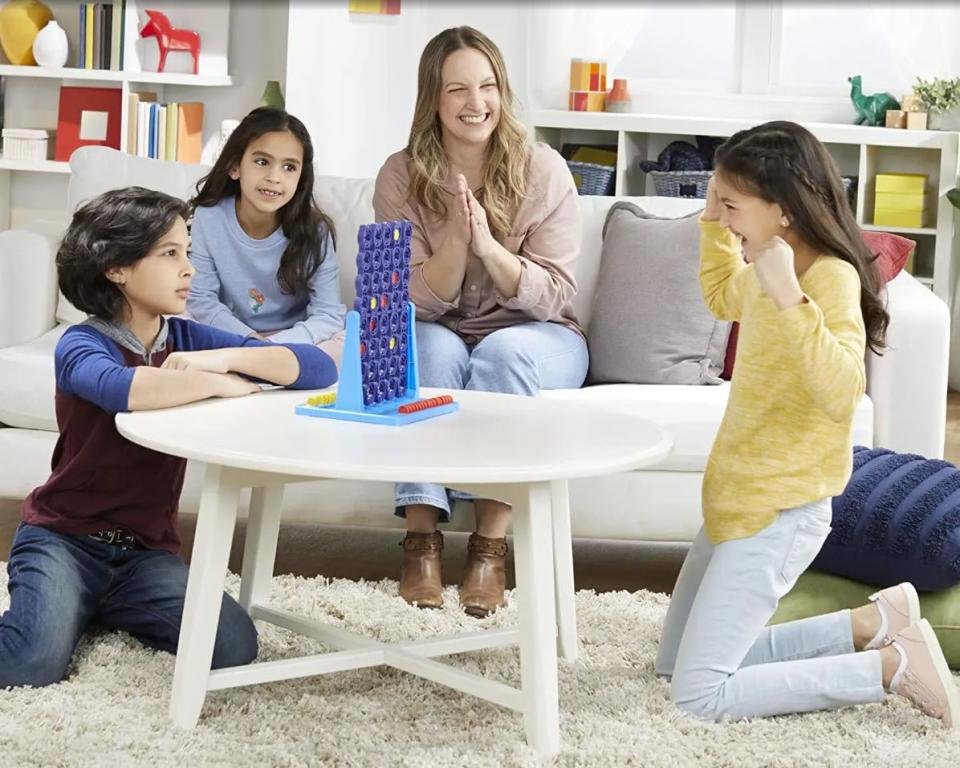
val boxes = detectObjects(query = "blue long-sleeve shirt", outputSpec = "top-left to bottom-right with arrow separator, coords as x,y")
22,316 -> 337,554
187,197 -> 346,345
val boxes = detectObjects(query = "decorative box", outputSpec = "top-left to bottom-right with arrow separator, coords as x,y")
2,128 -> 55,161
874,173 -> 927,228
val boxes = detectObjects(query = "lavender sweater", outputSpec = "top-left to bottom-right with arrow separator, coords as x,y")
187,197 -> 346,345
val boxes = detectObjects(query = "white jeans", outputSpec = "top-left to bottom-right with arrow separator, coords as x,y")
656,499 -> 886,721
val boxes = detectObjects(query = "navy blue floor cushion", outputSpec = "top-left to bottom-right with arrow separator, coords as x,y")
815,446 -> 960,591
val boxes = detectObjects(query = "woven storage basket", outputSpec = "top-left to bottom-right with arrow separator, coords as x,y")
648,170 -> 713,198
567,160 -> 615,196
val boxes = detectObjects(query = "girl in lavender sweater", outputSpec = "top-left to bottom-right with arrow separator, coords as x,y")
187,108 -> 345,365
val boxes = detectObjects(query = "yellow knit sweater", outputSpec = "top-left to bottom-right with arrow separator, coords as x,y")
699,219 -> 866,543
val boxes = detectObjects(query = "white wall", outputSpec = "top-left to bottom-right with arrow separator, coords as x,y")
5,1 -> 289,230
526,1 -> 960,123
285,1 -> 525,180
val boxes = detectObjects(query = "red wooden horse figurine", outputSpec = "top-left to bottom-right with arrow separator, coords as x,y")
139,10 -> 201,75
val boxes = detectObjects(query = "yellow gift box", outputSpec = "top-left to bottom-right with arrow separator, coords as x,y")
874,173 -> 926,227
875,191 -> 926,211
873,209 -> 926,228
875,173 -> 926,194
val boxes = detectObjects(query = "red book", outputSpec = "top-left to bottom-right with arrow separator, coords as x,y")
55,86 -> 123,162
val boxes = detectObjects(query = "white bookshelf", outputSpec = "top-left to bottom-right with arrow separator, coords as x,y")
0,1 -> 236,227
531,109 -> 960,306
0,157 -> 70,173
0,64 -> 232,87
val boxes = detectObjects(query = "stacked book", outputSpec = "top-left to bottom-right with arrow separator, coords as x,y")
128,92 -> 203,163
78,1 -> 126,70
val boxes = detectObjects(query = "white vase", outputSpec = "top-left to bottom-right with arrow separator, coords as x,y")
31,20 -> 67,68
928,108 -> 960,131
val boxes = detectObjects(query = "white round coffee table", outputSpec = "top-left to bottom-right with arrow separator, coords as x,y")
117,387 -> 672,757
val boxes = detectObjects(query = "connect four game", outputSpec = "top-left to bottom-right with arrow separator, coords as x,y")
295,220 -> 459,425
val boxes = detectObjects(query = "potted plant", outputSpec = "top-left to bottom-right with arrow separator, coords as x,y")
913,77 -> 960,130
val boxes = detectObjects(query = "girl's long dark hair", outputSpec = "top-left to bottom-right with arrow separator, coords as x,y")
191,107 -> 336,296
715,120 -> 889,353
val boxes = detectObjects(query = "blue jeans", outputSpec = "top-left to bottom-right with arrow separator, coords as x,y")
656,500 -> 885,721
395,320 -> 589,521
0,523 -> 258,688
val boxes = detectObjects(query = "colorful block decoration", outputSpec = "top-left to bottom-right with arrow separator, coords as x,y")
569,91 -> 606,112
569,58 -> 607,112
348,0 -> 400,14
570,59 -> 606,91
295,220 -> 458,426
874,173 -> 927,228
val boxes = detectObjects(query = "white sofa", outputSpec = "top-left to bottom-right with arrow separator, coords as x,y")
0,147 -> 950,543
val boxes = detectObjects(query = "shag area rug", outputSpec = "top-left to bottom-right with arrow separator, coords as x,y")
0,568 -> 958,767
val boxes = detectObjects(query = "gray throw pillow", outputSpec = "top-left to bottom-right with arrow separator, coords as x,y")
587,202 -> 731,385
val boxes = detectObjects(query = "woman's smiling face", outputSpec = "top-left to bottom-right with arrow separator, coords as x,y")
437,47 -> 501,149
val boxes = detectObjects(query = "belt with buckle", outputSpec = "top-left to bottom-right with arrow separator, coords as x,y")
89,527 -> 142,549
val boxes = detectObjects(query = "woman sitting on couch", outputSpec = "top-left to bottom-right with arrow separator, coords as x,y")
373,26 -> 588,617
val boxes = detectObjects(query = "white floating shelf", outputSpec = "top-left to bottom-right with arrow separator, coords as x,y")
0,157 -> 71,174
125,71 -> 234,87
860,223 -> 937,236
530,109 -> 958,150
0,65 -> 233,87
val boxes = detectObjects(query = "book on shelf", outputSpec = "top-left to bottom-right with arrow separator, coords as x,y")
77,4 -> 84,68
127,92 -> 203,163
84,4 -> 93,69
147,102 -> 157,158
157,104 -> 167,161
92,4 -> 101,70
176,103 -> 203,164
111,0 -> 124,70
126,90 -> 155,153
79,1 -> 126,71
164,103 -> 178,161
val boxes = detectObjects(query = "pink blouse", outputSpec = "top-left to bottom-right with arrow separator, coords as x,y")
372,142 -> 584,343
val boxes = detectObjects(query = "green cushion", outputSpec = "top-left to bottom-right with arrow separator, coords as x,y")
771,570 -> 960,669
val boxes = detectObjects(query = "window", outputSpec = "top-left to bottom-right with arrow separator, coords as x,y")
776,3 -> 960,95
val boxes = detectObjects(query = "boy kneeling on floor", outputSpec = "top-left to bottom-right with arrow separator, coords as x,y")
0,187 -> 338,688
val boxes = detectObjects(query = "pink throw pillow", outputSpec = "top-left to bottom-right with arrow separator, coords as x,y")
720,230 -> 914,381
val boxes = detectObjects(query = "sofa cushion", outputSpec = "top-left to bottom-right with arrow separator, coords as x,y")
587,202 -> 730,385
0,428 -> 60,498
0,325 -> 65,430
56,147 -> 211,324
861,230 -> 914,283
314,175 -> 375,305
571,195 -> 705,331
543,383 -> 875,472
722,230 -> 916,380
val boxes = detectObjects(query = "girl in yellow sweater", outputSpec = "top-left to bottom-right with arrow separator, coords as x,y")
656,121 -> 958,727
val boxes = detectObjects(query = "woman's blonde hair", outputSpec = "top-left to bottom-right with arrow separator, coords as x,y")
406,26 -> 527,238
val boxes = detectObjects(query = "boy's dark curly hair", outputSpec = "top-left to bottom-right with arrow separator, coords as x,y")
57,187 -> 189,319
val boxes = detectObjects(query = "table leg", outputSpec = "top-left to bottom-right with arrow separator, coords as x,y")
513,481 -> 561,757
169,464 -> 240,728
239,484 -> 284,617
550,479 -> 578,663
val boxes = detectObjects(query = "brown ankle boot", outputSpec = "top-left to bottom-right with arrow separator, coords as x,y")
399,531 -> 444,609
459,533 -> 508,618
